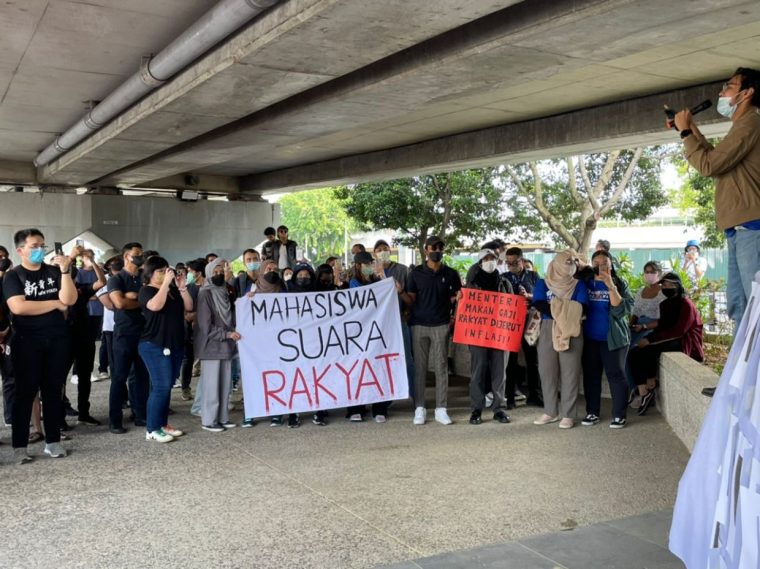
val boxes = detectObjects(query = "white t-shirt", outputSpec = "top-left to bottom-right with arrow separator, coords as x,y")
96,287 -> 115,332
632,288 -> 666,320
681,255 -> 707,281
278,243 -> 288,269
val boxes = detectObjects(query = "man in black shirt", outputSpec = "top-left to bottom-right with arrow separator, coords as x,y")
503,247 -> 543,408
407,236 -> 462,426
0,247 -> 13,427
3,228 -> 77,462
66,246 -> 107,426
107,242 -> 150,433
261,227 -> 277,261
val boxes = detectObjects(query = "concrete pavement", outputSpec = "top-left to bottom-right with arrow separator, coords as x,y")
0,375 -> 690,568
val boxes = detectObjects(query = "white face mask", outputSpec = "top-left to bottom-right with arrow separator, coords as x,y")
376,251 -> 391,263
481,260 -> 497,273
717,93 -> 744,118
644,273 -> 659,285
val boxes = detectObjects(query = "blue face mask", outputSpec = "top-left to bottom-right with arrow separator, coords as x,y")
246,262 -> 261,272
29,248 -> 45,264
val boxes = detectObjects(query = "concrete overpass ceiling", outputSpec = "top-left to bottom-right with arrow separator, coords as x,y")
0,0 -> 218,162
1,0 -> 760,193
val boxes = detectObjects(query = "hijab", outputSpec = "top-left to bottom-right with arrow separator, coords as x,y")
203,258 -> 233,329
544,249 -> 579,300
287,263 -> 316,293
255,260 -> 285,294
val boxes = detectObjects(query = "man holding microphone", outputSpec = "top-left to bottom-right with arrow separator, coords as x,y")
673,67 -> 760,329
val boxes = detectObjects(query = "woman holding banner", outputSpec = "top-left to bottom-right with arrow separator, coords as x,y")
531,250 -> 588,430
251,261 -> 301,428
465,248 -> 514,425
346,251 -> 390,423
195,258 -> 240,433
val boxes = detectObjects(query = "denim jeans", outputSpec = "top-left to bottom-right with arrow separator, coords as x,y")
139,341 -> 184,433
727,228 -> 760,330
110,332 -> 149,428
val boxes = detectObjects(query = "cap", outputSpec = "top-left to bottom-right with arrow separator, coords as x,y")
425,235 -> 444,248
685,239 -> 700,251
373,239 -> 390,250
354,251 -> 374,265
477,249 -> 497,262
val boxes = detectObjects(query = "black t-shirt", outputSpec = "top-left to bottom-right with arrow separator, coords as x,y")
68,280 -> 97,334
407,263 -> 462,326
139,285 -> 186,349
107,269 -> 145,336
2,264 -> 67,336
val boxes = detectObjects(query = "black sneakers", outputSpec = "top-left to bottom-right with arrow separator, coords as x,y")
288,414 -> 301,428
77,415 -> 101,426
638,390 -> 655,416
581,414 -> 600,426
469,410 -> 482,425
493,411 -> 511,424
610,417 -> 627,429
312,413 -> 327,426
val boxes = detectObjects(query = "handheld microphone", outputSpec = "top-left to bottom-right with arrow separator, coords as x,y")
664,100 -> 713,130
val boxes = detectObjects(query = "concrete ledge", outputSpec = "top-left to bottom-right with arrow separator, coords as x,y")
658,352 -> 717,452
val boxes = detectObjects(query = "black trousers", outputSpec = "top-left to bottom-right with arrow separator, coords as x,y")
582,338 -> 629,419
1,345 -> 14,425
68,329 -> 96,417
180,323 -> 194,390
10,332 -> 69,448
110,331 -> 149,428
506,340 -> 541,403
628,339 -> 683,385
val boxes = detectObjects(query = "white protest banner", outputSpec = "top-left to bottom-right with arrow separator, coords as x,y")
235,278 -> 408,417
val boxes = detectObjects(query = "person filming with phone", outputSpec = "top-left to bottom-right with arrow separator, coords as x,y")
2,228 -> 77,463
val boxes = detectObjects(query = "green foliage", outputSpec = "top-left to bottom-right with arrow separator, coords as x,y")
669,148 -> 725,248
336,170 -> 510,258
279,188 -> 357,261
444,255 -> 472,280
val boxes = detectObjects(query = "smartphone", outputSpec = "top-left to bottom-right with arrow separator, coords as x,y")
54,242 -> 63,256
75,239 -> 84,247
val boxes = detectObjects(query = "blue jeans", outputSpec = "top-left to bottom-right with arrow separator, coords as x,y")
138,341 -> 184,433
727,229 -> 760,330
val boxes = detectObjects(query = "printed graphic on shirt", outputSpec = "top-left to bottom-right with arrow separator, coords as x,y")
24,277 -> 58,299
588,288 -> 610,303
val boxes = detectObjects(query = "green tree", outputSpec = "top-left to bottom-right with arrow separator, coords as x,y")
500,148 -> 668,252
336,169 -> 509,257
669,145 -> 724,248
279,187 -> 356,262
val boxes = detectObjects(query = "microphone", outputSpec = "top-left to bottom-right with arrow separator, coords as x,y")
664,100 -> 713,130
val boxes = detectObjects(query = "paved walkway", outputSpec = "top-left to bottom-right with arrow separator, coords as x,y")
377,509 -> 684,568
0,375 -> 690,568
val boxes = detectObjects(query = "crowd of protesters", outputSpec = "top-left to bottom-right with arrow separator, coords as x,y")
0,226 -> 704,464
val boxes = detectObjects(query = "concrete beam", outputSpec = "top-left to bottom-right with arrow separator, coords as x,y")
130,173 -> 241,194
0,160 -> 37,185
240,81 -> 728,193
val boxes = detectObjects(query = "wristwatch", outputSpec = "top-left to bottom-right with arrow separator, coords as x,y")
680,129 -> 693,139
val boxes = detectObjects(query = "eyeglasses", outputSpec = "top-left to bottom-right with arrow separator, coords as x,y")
722,81 -> 741,92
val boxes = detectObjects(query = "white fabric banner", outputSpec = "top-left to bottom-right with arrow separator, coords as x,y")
236,278 -> 408,418
670,280 -> 760,569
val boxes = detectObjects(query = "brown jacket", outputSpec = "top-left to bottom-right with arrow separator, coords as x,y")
683,109 -> 760,230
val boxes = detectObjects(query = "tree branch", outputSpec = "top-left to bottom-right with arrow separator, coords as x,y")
598,147 -> 644,216
578,158 -> 592,193
530,162 -> 579,249
566,156 -> 584,207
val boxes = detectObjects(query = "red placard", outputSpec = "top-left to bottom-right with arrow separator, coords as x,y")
452,288 -> 528,352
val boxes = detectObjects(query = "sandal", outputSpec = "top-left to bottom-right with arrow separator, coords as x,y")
28,431 -> 44,444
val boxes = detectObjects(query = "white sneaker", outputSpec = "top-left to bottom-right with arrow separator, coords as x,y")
146,429 -> 174,443
70,375 -> 79,385
98,371 -> 109,380
91,373 -> 102,382
434,408 -> 452,425
559,418 -> 575,429
44,442 -> 67,458
374,415 -> 387,423
219,421 -> 236,429
413,407 -> 426,425
533,414 -> 560,425
162,424 -> 184,437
